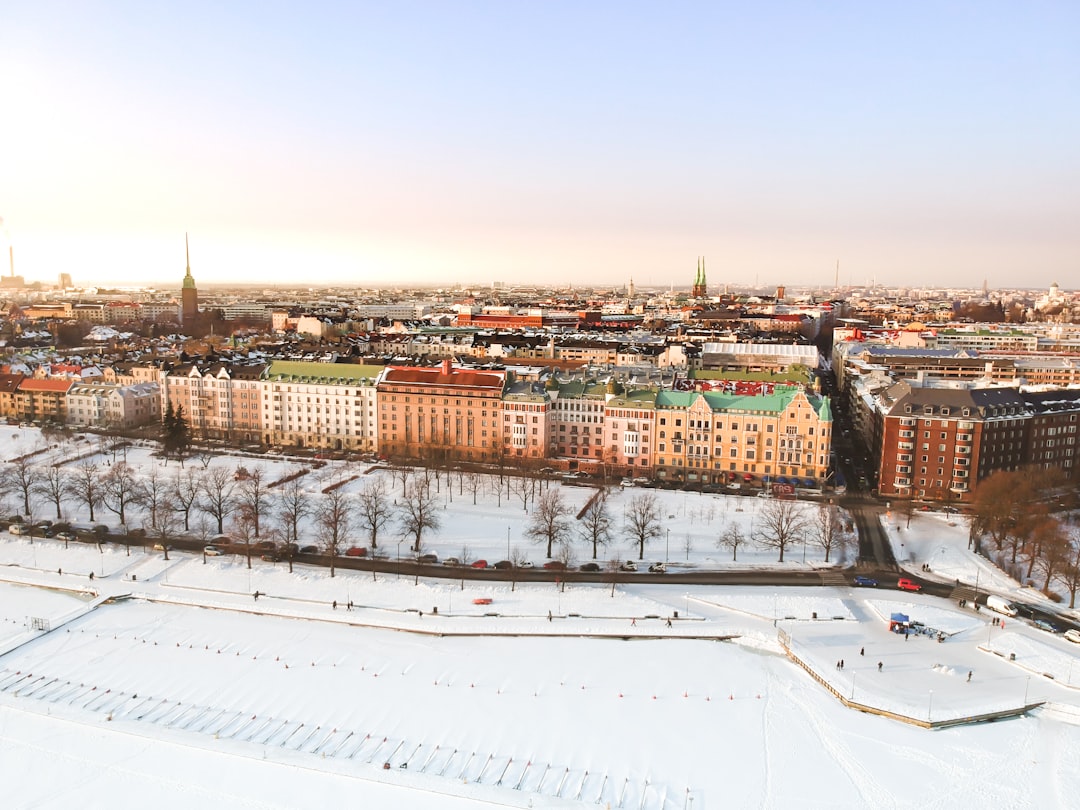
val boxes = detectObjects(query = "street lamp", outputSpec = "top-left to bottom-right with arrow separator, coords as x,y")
666,529 -> 670,564
928,689 -> 933,723
507,525 -> 511,561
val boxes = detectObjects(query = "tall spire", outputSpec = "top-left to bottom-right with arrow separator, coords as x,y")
182,232 -> 196,289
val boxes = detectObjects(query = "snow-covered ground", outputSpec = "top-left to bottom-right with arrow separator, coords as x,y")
1,426 -> 1080,807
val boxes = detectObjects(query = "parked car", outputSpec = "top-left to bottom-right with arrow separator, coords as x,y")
853,575 -> 878,587
255,540 -> 276,552
261,552 -> 281,562
579,562 -> 601,572
1064,629 -> 1080,644
896,578 -> 922,592
299,545 -> 320,554
1033,619 -> 1060,634
648,562 -> 667,573
517,560 -> 534,569
442,557 -> 461,567
985,595 -> 1018,617
203,545 -> 225,556
7,524 -> 25,536
152,543 -> 173,552
619,560 -> 638,572
344,546 -> 367,557
56,531 -> 77,544
542,560 -> 566,571
284,543 -> 300,554
470,559 -> 488,569
417,553 -> 438,564
493,560 -> 513,570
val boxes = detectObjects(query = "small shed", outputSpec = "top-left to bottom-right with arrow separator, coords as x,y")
888,612 -> 910,633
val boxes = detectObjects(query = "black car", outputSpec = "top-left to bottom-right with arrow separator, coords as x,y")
493,560 -> 513,570
261,552 -> 281,562
579,562 -> 601,572
299,545 -> 319,554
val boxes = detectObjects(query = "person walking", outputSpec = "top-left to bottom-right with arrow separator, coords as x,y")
859,647 -> 864,656
877,661 -> 883,673
967,670 -> 973,683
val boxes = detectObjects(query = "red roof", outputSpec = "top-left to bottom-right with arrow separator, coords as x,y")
382,367 -> 505,390
17,378 -> 75,393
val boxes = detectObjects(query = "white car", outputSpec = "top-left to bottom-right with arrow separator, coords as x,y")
1065,629 -> 1080,644
8,524 -> 25,536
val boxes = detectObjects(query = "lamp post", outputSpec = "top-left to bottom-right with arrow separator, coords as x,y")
928,689 -> 933,723
397,540 -> 402,580
507,525 -> 511,561
666,529 -> 670,564
1024,675 -> 1031,706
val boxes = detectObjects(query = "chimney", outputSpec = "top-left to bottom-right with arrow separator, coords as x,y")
441,358 -> 452,376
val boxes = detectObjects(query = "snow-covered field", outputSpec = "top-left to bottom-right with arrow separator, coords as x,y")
1,427 -> 1080,807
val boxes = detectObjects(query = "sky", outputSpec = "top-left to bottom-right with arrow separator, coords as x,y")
1,1 -> 1078,290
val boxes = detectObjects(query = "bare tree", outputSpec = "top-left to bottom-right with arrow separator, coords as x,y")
141,470 -> 179,561
390,463 -> 411,497
230,507 -> 259,569
811,503 -> 843,563
237,467 -> 269,538
508,546 -> 530,592
6,458 -> 42,517
753,497 -> 809,563
398,478 -> 441,554
512,475 -> 533,512
171,467 -> 201,532
102,462 -> 140,528
526,489 -> 572,558
623,492 -> 662,560
466,472 -> 483,506
316,488 -> 354,577
276,477 -> 311,551
1054,528 -> 1080,608
67,461 -> 103,523
34,466 -> 67,520
356,477 -> 393,552
577,488 -> 612,559
717,523 -> 747,562
1032,518 -> 1069,593
200,466 -> 236,535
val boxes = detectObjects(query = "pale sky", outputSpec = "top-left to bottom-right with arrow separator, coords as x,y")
1,1 -> 1077,291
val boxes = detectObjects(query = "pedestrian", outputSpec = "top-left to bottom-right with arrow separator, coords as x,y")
967,670 -> 972,683
547,610 -> 552,622
631,618 -> 636,626
332,600 -> 337,610
878,661 -> 883,672
840,659 -> 844,670
58,568 -> 62,576
347,600 -> 353,611
89,571 -> 94,581
253,591 -> 259,601
904,630 -> 908,641
860,647 -> 864,656
836,661 -> 840,670
666,618 -> 672,628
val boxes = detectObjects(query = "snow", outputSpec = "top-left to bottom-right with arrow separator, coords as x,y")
0,426 -> 1079,807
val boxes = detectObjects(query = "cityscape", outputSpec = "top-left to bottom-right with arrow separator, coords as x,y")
2,2 -> 1079,809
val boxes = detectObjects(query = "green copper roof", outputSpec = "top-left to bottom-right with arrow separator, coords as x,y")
267,361 -> 383,384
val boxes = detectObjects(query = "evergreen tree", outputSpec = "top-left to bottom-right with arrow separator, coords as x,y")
162,403 -> 191,460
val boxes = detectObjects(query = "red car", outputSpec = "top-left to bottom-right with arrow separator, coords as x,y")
470,559 -> 488,569
543,561 -> 567,571
344,546 -> 367,557
897,578 -> 922,592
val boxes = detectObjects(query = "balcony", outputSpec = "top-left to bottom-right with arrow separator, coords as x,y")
950,482 -> 969,493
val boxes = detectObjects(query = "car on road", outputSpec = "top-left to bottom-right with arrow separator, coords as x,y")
648,562 -> 667,573
493,560 -> 513,570
261,552 -> 281,562
542,560 -> 566,571
470,560 -> 488,569
442,557 -> 461,567
7,524 -> 25,536
203,545 -> 225,556
619,561 -> 638,572
417,553 -> 438,564
579,562 -> 600,572
344,546 -> 367,557
1033,619 -> 1060,634
897,578 -> 922,592
853,575 -> 878,587
57,531 -> 77,544
1065,629 -> 1080,644
517,560 -> 534,568
299,545 -> 319,554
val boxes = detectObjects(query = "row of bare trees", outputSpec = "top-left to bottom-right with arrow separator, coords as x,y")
519,488 -> 854,565
968,468 -> 1080,607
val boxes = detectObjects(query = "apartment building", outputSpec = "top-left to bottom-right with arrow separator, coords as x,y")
162,363 -> 267,443
261,361 -> 379,452
377,360 -> 506,463
67,382 -> 161,429
653,388 -> 832,487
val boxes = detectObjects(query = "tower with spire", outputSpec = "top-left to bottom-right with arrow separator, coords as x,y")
691,256 -> 707,298
181,233 -> 199,325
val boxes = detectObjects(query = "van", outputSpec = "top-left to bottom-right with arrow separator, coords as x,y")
8,524 -> 25,536
985,595 -> 1018,618
1064,629 -> 1080,644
